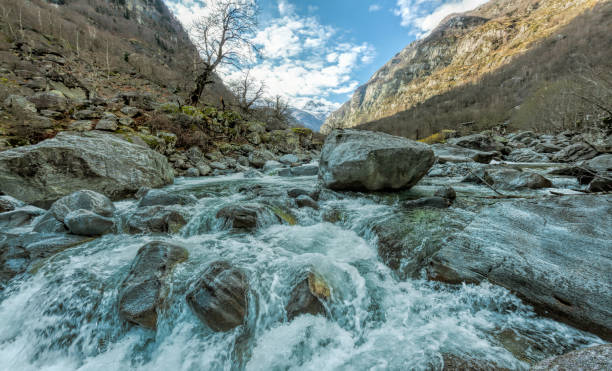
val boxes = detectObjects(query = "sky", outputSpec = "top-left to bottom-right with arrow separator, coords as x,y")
164,0 -> 489,112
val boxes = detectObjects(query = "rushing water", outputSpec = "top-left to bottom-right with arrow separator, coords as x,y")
0,169 -> 605,370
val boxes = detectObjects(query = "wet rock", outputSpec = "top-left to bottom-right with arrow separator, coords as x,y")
0,206 -> 45,229
118,241 -> 188,329
587,175 -> 612,192
295,195 -> 319,210
279,164 -> 319,177
32,212 -> 68,233
0,195 -> 24,213
286,272 -> 329,320
28,90 -> 68,111
49,190 -> 115,223
127,206 -> 187,234
429,196 -> 612,340
64,209 -> 114,236
243,169 -> 263,178
548,166 -> 595,184
0,244 -> 29,286
320,130 -> 435,191
506,148 -> 549,162
403,197 -> 451,209
186,261 -> 249,332
441,354 -> 511,371
532,344 -> 612,370
279,154 -> 299,165
138,189 -> 197,207
552,142 -> 598,162
287,188 -> 310,198
0,131 -> 174,207
216,203 -> 276,230
534,142 -> 562,154
434,186 -> 456,201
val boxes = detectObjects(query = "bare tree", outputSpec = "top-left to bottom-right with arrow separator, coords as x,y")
230,69 -> 265,112
267,94 -> 290,122
189,0 -> 258,106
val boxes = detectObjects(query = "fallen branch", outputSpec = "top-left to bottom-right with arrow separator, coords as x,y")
467,168 -> 505,196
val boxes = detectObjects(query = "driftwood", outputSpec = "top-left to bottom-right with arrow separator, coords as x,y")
466,168 -> 505,196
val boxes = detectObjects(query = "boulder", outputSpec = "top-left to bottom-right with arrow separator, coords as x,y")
138,189 -> 196,207
428,196 -> 612,340
196,163 -> 212,176
319,130 -> 435,191
28,90 -> 68,111
186,261 -> 249,332
127,206 -> 187,234
118,241 -> 188,329
279,164 -> 319,177
49,190 -> 115,223
464,167 -> 552,190
532,344 -> 612,370
552,142 -> 598,162
248,150 -> 275,168
64,209 -> 114,236
505,148 -> 549,163
95,119 -> 118,131
262,160 -> 283,173
0,131 -> 174,207
73,109 -> 100,120
286,272 -> 329,320
120,106 -> 140,117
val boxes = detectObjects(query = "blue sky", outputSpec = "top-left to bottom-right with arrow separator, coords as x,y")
164,0 -> 488,111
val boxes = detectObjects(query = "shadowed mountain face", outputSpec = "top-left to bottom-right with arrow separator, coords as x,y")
321,0 -> 605,135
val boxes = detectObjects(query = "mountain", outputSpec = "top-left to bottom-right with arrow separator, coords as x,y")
289,100 -> 338,131
321,0 -> 609,136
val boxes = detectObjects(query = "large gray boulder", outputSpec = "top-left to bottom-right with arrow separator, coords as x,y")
319,130 -> 435,191
186,261 -> 249,332
118,241 -> 188,329
0,131 -> 174,207
64,209 -> 115,236
428,196 -> 612,340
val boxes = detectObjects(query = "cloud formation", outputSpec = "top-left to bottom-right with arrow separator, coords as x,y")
395,0 -> 488,35
369,4 -> 381,12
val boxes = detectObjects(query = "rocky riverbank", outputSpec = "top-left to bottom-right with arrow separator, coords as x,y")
0,127 -> 610,369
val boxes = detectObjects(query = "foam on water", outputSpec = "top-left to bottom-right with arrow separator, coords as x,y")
0,172 -> 605,370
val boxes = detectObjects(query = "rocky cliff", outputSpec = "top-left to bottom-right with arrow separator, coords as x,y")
321,0 -> 603,134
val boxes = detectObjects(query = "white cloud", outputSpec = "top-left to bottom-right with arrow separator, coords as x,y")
369,4 -> 381,12
395,0 -> 488,35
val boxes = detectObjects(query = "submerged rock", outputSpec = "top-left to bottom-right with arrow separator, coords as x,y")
118,241 -> 188,329
286,272 -> 329,320
0,206 -> 45,229
216,203 -> 279,230
0,195 -> 25,213
0,131 -> 174,207
429,196 -> 612,340
137,189 -> 197,207
403,197 -> 451,209
319,130 -> 435,191
532,344 -> 612,370
295,195 -> 319,210
127,206 -> 187,234
186,261 -> 249,332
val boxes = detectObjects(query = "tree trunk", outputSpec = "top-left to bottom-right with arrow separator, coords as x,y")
190,68 -> 213,106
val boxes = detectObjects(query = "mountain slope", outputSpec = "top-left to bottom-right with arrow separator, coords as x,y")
321,0 -> 603,134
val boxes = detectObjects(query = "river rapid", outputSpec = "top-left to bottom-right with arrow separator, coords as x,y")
0,168 -> 605,370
